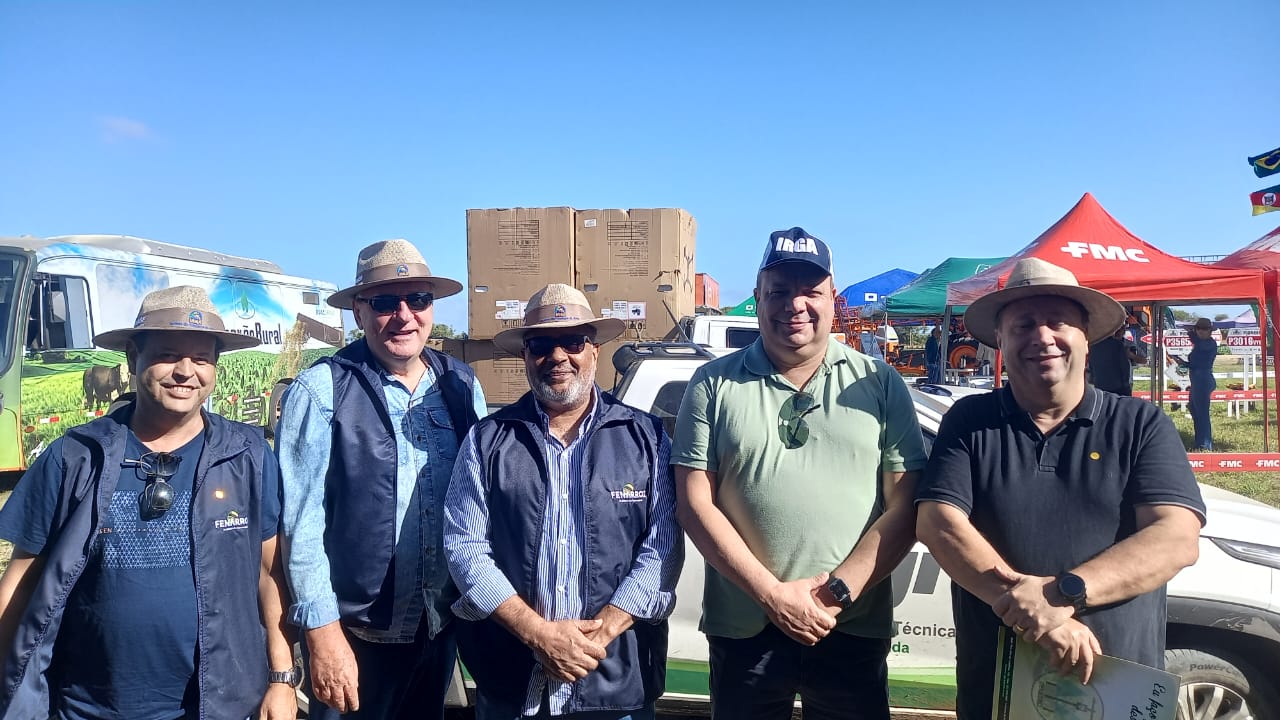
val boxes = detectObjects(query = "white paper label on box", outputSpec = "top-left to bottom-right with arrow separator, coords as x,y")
627,302 -> 647,320
583,218 -> 597,228
600,308 -> 614,318
494,300 -> 526,320
611,301 -> 630,319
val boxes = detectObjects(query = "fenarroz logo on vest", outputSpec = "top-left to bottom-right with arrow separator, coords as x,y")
214,509 -> 249,531
609,483 -> 647,504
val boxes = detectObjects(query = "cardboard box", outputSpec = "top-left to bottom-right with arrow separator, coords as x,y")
425,337 -> 466,361
467,207 -> 575,339
464,339 -> 529,407
695,273 -> 719,308
574,208 -> 696,341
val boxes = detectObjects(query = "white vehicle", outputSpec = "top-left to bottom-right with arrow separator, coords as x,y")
0,234 -> 345,475
606,342 -> 1280,719
671,314 -> 760,349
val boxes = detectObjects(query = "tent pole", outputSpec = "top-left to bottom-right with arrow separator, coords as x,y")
1261,295 -> 1271,453
940,306 -> 952,384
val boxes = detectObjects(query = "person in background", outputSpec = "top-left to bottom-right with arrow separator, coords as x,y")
0,286 -> 296,719
1087,325 -> 1146,396
916,259 -> 1204,720
674,227 -> 927,720
925,326 -> 943,384
276,239 -> 485,719
444,283 -> 682,720
1188,317 -> 1217,451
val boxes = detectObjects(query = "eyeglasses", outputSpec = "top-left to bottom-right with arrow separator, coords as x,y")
778,391 -> 818,449
125,451 -> 182,521
524,334 -> 591,357
356,292 -> 434,314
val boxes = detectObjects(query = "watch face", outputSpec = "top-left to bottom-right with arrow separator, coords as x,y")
1059,573 -> 1086,599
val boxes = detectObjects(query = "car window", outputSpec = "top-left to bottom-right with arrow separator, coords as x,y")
726,327 -> 759,348
650,381 -> 687,438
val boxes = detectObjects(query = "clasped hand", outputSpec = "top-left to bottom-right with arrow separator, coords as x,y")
990,566 -> 1075,642
531,619 -> 608,683
761,572 -> 838,646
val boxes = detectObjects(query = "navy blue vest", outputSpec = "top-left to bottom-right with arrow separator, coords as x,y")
314,340 -> 478,629
455,391 -> 670,712
1,407 -> 270,719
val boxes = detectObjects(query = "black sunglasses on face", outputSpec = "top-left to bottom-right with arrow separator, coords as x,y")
524,334 -> 591,357
357,292 -> 434,314
778,391 -> 818,450
126,451 -> 182,521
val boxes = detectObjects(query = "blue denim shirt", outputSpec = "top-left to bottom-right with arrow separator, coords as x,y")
278,360 -> 486,642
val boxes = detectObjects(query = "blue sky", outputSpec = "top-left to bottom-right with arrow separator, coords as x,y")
1,2 -> 1275,332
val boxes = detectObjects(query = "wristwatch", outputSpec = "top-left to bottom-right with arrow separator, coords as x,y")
825,576 -> 854,610
269,665 -> 303,689
1056,572 -> 1088,613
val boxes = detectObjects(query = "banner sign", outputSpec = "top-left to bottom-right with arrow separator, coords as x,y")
1249,146 -> 1280,178
1132,390 -> 1277,401
1187,453 -> 1280,472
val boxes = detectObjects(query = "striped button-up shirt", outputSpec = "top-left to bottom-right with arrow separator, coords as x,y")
444,390 -> 680,716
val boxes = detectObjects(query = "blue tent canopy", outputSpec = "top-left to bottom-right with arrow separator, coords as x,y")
838,268 -> 918,308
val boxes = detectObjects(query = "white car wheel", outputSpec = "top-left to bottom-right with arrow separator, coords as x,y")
1166,648 -> 1274,720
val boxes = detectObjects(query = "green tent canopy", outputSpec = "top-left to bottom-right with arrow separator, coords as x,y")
880,257 -> 1006,317
725,296 -> 756,316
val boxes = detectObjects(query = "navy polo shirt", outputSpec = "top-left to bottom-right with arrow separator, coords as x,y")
917,385 -> 1205,720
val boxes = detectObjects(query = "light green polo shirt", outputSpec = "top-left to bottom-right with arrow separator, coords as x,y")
672,337 -> 927,639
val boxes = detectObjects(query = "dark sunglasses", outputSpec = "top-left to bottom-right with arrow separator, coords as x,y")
357,292 -> 434,314
126,451 -> 182,521
778,391 -> 818,450
524,334 -> 591,357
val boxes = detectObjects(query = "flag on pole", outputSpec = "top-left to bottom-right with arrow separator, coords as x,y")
1251,184 -> 1280,215
1249,147 -> 1280,178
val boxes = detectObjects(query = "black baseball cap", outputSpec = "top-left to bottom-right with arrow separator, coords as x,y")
758,226 -> 833,276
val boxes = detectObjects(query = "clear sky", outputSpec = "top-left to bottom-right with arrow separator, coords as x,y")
2,1 -> 1276,332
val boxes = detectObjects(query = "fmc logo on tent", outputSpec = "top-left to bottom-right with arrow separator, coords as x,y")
1059,241 -> 1150,262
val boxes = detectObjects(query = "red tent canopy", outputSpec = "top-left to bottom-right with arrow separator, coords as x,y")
1215,225 -> 1280,271
947,193 -> 1266,306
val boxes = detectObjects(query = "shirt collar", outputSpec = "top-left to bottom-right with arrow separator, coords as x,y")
743,336 -> 847,382
997,384 -> 1101,425
534,385 -> 601,437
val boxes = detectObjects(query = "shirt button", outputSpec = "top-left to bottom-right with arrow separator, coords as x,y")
561,493 -> 568,500
557,585 -> 565,593
559,538 -> 567,545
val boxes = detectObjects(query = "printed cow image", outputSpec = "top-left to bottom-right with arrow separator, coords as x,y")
83,363 -> 130,409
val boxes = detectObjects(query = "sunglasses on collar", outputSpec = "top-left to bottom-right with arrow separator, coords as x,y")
125,451 -> 182,521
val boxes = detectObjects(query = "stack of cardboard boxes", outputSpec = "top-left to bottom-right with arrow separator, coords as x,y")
461,207 -> 697,405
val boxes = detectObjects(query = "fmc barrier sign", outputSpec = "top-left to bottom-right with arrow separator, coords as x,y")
1187,453 -> 1280,472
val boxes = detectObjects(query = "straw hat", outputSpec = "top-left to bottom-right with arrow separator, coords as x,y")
963,258 -> 1125,347
493,284 -> 626,354
94,285 -> 262,351
327,239 -> 463,309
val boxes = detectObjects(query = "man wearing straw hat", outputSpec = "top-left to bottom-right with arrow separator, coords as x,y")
443,283 -> 682,720
915,258 -> 1205,720
0,286 -> 297,719
276,239 -> 485,719
674,227 -> 927,720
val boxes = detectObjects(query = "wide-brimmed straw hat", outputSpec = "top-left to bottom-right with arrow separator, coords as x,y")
94,285 -> 262,352
493,284 -> 626,354
963,258 -> 1125,347
327,239 -> 463,309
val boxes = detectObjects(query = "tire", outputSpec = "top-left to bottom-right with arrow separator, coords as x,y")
267,379 -> 294,437
948,339 -> 977,369
1165,647 -> 1277,720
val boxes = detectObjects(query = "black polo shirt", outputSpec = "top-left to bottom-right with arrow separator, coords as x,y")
916,385 -> 1205,720
1088,336 -> 1134,395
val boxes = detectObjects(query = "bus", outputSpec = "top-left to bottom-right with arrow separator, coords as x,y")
0,234 -> 344,475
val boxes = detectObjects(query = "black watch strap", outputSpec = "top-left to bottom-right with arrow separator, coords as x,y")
826,576 -> 854,610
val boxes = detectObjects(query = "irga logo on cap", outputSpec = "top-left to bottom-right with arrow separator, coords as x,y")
775,236 -> 820,255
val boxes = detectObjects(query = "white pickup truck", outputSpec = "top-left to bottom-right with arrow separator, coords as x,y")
607,342 -> 1280,720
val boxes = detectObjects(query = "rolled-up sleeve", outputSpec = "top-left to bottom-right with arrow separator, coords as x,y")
609,432 -> 683,621
443,429 -> 518,620
276,369 -> 342,629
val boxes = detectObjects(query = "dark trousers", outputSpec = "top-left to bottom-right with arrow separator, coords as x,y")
707,624 -> 891,720
301,620 -> 456,720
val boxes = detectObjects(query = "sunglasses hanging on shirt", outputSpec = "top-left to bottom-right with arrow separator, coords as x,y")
125,451 -> 182,521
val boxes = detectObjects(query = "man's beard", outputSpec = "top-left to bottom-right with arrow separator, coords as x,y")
528,363 -> 595,408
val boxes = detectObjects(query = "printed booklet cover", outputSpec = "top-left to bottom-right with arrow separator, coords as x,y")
991,627 -> 1178,720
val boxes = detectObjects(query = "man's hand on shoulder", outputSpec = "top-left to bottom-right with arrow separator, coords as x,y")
991,566 -> 1074,642
529,618 -> 608,683
304,622 -> 360,713
760,572 -> 837,646
1033,618 -> 1103,685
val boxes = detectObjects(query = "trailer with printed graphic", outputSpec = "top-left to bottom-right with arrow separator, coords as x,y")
0,235 -> 344,474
